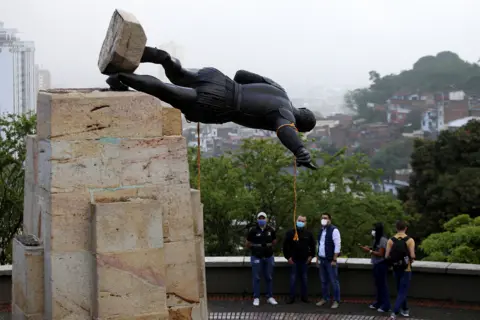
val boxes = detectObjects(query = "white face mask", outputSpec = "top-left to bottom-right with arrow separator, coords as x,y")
321,219 -> 328,226
371,230 -> 376,237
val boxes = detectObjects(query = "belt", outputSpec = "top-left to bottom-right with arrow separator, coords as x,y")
252,244 -> 272,247
233,81 -> 242,111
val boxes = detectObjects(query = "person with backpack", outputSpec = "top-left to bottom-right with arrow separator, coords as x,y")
385,220 -> 416,320
359,222 -> 391,313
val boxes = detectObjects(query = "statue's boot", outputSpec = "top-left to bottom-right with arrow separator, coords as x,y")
140,46 -> 197,85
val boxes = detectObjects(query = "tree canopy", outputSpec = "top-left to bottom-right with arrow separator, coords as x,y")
345,51 -> 480,120
421,214 -> 480,264
401,119 -> 480,239
0,112 -> 36,264
370,138 -> 413,182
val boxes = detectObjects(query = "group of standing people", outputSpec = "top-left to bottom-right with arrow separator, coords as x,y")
245,212 -> 415,320
359,220 -> 416,320
246,212 -> 341,308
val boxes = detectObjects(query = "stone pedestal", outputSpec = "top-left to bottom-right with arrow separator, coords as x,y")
11,238 -> 44,320
13,89 -> 208,320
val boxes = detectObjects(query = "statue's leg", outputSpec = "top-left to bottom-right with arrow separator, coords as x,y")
107,73 -> 197,109
141,46 -> 197,84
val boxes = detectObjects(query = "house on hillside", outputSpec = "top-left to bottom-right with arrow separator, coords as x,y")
446,116 -> 480,131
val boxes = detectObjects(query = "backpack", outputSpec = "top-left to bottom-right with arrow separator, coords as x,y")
388,236 -> 410,270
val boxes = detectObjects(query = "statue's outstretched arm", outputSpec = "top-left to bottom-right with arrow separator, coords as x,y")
268,111 -> 316,170
234,70 -> 286,93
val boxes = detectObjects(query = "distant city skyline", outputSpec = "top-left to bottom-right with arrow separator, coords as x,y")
0,21 -> 36,114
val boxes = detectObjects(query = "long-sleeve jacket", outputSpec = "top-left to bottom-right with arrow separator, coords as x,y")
283,228 -> 316,262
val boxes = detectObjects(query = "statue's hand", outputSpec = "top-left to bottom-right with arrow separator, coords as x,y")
105,73 -> 164,98
295,147 -> 317,170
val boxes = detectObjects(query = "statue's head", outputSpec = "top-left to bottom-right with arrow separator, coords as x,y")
294,108 -> 316,132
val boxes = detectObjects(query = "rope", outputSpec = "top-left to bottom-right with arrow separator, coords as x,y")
276,122 -> 300,241
293,158 -> 299,241
197,122 -> 201,190
276,122 -> 297,135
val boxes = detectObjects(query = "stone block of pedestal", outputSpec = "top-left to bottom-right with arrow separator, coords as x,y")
12,236 -> 44,319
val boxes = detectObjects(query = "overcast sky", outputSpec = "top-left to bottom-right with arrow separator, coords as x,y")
3,0 -> 480,97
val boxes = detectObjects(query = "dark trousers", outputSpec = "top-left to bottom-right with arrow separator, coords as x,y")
393,269 -> 412,313
318,258 -> 340,302
251,256 -> 274,298
289,260 -> 308,298
372,261 -> 391,310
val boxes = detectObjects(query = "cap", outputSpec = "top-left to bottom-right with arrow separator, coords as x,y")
257,212 -> 267,218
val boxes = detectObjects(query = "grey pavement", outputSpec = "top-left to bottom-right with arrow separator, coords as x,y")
207,298 -> 480,320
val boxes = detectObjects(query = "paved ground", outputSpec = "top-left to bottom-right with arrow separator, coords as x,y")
208,295 -> 480,320
2,296 -> 480,319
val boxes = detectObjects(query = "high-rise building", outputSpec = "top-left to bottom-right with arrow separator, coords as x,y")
35,65 -> 51,90
0,22 -> 36,115
158,41 -> 185,83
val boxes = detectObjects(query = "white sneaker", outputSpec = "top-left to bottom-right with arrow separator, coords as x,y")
316,299 -> 327,306
267,297 -> 278,305
400,309 -> 410,317
253,298 -> 260,306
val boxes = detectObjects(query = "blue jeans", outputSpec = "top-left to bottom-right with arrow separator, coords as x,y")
393,269 -> 412,313
251,256 -> 274,298
289,260 -> 308,298
372,261 -> 391,310
318,258 -> 340,302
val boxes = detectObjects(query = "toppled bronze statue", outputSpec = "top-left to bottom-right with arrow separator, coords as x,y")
99,10 -> 317,169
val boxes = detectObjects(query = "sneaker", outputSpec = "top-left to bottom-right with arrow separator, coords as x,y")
369,304 -> 378,309
389,312 -> 397,319
331,301 -> 339,309
400,309 -> 410,317
253,298 -> 260,306
378,308 -> 388,312
316,299 -> 327,306
267,297 -> 278,305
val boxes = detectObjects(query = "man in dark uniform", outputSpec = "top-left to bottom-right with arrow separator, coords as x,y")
106,46 -> 317,169
246,212 -> 278,306
283,215 -> 316,304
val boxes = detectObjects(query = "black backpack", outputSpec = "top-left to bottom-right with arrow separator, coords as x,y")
388,236 -> 410,270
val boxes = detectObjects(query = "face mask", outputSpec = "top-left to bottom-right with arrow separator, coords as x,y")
258,220 -> 266,227
321,219 -> 328,226
371,230 -> 376,237
296,221 -> 305,228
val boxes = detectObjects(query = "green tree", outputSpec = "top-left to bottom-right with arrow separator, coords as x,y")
232,139 -> 295,252
188,148 -> 254,256
420,214 -> 480,264
371,138 -> 413,181
0,112 -> 36,264
402,119 -> 480,239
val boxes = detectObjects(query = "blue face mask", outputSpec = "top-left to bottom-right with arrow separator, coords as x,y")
258,219 -> 266,227
296,221 -> 305,228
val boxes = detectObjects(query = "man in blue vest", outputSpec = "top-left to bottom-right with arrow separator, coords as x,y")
315,213 -> 341,309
